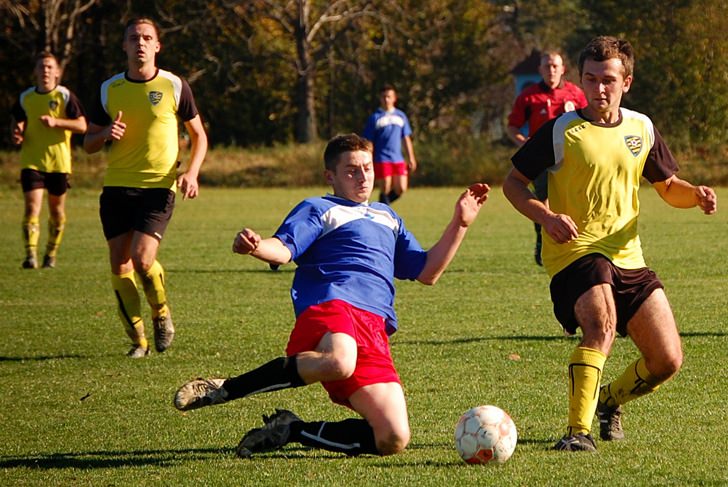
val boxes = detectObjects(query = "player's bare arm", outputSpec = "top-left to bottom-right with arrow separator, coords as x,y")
417,183 -> 489,285
506,125 -> 527,147
39,115 -> 87,133
404,136 -> 417,173
83,111 -> 126,153
10,119 -> 25,145
233,229 -> 292,265
653,175 -> 717,214
502,168 -> 578,243
177,114 -> 208,200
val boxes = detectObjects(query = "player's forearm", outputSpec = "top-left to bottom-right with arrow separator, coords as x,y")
506,126 -> 527,146
248,238 -> 292,266
655,176 -> 708,209
52,116 -> 87,134
417,219 -> 468,285
183,117 -> 208,179
83,129 -> 107,153
503,171 -> 550,225
184,132 -> 208,180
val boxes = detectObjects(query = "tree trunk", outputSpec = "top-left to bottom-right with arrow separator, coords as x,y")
294,0 -> 317,143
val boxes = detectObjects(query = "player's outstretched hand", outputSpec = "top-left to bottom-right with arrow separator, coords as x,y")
695,185 -> 717,215
233,228 -> 261,255
455,183 -> 490,227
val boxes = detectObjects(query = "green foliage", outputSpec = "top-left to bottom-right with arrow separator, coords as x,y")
0,187 -> 727,485
1,1 -> 727,153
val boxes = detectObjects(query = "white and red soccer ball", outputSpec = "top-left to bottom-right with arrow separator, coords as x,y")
454,405 -> 517,464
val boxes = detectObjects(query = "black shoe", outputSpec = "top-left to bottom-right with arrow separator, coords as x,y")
269,263 -> 280,271
597,395 -> 625,441
22,254 -> 38,269
236,409 -> 302,458
42,255 -> 56,268
553,433 -> 597,452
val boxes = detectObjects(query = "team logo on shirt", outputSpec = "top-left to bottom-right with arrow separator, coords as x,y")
624,135 -> 643,157
149,91 -> 163,105
48,100 -> 59,111
564,101 -> 576,112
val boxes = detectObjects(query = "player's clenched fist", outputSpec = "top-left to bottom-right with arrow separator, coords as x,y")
233,228 -> 261,255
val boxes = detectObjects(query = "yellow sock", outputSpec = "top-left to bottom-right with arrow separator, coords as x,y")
45,215 -> 66,258
111,271 -> 147,349
138,260 -> 168,319
599,358 -> 661,408
567,347 -> 607,436
22,215 -> 40,257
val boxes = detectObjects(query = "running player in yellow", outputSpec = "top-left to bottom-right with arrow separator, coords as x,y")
11,52 -> 87,269
503,36 -> 717,451
84,18 -> 208,358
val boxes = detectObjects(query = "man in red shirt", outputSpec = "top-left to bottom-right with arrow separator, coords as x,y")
507,51 -> 587,265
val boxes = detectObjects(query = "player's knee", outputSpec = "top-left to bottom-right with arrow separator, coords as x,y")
131,255 -> 154,273
325,353 -> 356,381
375,425 -> 410,456
653,350 -> 683,380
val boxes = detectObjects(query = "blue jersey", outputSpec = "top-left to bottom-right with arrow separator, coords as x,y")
362,108 -> 413,163
274,194 -> 427,334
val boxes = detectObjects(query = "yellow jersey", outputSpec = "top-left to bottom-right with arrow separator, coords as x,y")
512,108 -> 679,277
91,69 -> 199,189
13,85 -> 84,173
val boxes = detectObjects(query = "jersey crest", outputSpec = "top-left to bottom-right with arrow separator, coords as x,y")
149,91 -> 163,105
624,135 -> 643,157
49,100 -> 59,110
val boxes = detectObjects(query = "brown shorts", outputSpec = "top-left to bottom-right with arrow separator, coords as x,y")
550,253 -> 664,337
99,186 -> 175,241
21,169 -> 70,196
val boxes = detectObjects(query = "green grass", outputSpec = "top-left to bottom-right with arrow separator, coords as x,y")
0,186 -> 726,486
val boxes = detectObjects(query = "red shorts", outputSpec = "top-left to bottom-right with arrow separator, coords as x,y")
286,299 -> 400,408
374,161 -> 408,179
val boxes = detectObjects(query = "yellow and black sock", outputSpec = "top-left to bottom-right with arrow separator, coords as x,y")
599,357 -> 661,408
45,215 -> 65,258
22,215 -> 40,257
138,260 -> 168,319
111,271 -> 147,349
567,347 -> 607,436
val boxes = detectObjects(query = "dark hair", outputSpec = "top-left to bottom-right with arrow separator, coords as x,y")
124,17 -> 161,40
380,83 -> 396,94
323,134 -> 373,171
578,36 -> 634,78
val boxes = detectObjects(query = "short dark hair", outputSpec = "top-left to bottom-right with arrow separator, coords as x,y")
124,17 -> 161,40
323,134 -> 373,171
380,83 -> 396,94
578,36 -> 634,78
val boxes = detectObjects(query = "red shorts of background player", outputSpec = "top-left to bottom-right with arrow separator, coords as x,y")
285,299 -> 401,409
374,161 -> 408,179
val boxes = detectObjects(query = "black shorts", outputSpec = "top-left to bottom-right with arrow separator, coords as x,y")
99,187 -> 175,241
21,168 -> 70,196
550,253 -> 664,337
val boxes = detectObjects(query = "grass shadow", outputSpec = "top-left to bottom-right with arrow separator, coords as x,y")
0,447 -> 227,470
0,354 -> 86,362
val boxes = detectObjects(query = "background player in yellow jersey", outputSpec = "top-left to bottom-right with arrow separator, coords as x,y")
11,52 -> 87,269
503,36 -> 717,451
84,18 -> 208,358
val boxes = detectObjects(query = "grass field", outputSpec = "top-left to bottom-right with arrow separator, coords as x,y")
1,186 -> 726,486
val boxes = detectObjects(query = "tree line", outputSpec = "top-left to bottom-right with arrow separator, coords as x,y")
2,0 -> 726,152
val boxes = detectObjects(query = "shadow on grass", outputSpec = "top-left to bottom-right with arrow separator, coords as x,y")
396,335 -> 571,346
0,447 -> 228,470
397,330 -> 727,347
0,354 -> 86,362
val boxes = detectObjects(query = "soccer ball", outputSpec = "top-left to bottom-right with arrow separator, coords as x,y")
454,405 -> 517,464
